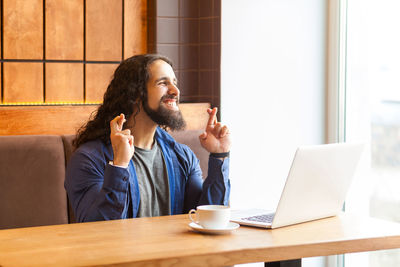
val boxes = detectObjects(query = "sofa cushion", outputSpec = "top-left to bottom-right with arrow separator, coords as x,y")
62,135 -> 75,166
61,135 -> 77,223
0,135 -> 68,229
170,130 -> 208,178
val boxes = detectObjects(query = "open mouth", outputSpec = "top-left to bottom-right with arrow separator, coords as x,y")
161,94 -> 179,110
163,99 -> 178,109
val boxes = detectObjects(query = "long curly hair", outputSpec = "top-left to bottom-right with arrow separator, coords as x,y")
73,54 -> 172,148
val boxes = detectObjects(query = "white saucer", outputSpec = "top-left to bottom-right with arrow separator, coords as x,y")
188,222 -> 240,234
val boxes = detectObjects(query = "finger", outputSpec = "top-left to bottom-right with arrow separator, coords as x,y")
206,107 -> 218,126
213,122 -> 223,136
212,108 -> 218,124
110,115 -> 122,134
128,135 -> 134,149
117,113 -> 126,130
199,132 -> 207,140
110,113 -> 126,134
212,122 -> 222,138
220,125 -> 229,138
120,129 -> 131,136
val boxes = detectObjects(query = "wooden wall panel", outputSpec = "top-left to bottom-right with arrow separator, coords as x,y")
86,0 -> 122,61
0,0 -> 152,135
0,103 -> 210,135
124,0 -> 147,58
3,63 -> 43,103
85,64 -> 118,103
45,63 -> 84,103
0,65 -> 2,102
0,106 -> 98,135
3,0 -> 43,59
45,0 -> 84,60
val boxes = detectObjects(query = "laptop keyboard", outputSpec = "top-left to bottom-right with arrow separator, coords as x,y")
242,213 -> 275,223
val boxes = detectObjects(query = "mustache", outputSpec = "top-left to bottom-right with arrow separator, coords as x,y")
160,94 -> 179,103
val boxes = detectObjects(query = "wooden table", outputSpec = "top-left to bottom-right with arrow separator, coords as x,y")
1,213 -> 400,266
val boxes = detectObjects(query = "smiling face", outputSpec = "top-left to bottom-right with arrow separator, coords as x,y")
142,59 -> 186,130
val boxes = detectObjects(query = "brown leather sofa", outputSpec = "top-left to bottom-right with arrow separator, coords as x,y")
0,130 -> 207,229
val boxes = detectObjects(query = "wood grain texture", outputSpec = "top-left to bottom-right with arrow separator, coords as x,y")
45,0 -> 84,60
0,64 -> 2,103
45,63 -> 84,103
0,214 -> 399,266
3,0 -> 43,59
86,0 -> 122,61
0,105 -> 97,135
124,0 -> 147,58
85,64 -> 118,102
3,63 -> 43,103
0,103 -> 210,135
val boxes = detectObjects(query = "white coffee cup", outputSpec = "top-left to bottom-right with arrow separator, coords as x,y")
188,205 -> 230,229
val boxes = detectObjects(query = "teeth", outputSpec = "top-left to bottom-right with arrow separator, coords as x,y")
167,101 -> 176,107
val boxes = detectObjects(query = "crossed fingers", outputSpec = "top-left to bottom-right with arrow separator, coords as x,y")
206,108 -> 229,138
110,114 -> 126,134
110,114 -> 134,148
110,114 -> 133,137
110,114 -> 134,167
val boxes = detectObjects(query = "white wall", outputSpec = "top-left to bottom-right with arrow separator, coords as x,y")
221,1 -> 327,266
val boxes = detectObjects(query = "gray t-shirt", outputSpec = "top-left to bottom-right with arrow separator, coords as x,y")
133,140 -> 171,217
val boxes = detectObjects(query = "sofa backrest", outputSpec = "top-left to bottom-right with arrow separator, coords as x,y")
61,135 -> 77,223
0,135 -> 68,229
0,131 -> 209,228
170,130 -> 208,177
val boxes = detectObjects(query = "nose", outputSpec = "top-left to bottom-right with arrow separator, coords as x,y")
168,83 -> 180,97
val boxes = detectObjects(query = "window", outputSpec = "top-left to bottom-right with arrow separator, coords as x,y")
344,0 -> 400,266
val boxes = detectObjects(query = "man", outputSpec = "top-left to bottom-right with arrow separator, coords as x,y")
65,54 -> 231,222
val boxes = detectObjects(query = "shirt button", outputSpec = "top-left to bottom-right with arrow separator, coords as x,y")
123,177 -> 128,182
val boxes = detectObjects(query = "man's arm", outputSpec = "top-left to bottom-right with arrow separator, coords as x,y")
182,146 -> 230,212
65,149 -> 131,222
199,156 -> 230,205
110,114 -> 135,167
65,114 -> 135,222
198,107 -> 231,205
183,107 -> 231,211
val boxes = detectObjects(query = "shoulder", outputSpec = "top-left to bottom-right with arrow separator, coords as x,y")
68,139 -> 113,168
77,139 -> 111,156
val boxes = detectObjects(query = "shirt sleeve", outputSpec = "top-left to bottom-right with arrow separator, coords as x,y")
183,148 -> 230,212
199,156 -> 230,206
65,149 -> 131,222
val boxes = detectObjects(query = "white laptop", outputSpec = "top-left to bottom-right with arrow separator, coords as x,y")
230,143 -> 365,229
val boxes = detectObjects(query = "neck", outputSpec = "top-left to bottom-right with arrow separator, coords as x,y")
126,110 -> 158,150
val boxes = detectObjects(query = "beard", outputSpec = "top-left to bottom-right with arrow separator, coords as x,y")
143,95 -> 186,131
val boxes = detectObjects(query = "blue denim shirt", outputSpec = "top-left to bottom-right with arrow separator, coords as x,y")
65,127 -> 230,222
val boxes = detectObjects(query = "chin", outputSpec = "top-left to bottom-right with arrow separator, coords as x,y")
143,100 -> 186,130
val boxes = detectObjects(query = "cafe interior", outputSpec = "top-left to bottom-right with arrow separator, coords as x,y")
0,0 -> 400,266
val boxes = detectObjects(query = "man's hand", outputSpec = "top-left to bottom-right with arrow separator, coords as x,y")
199,107 -> 231,155
110,114 -> 134,168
